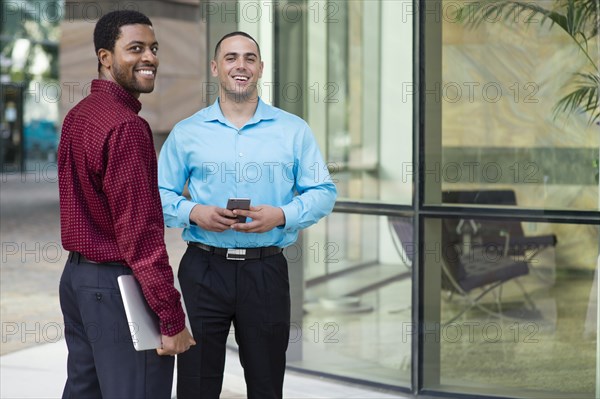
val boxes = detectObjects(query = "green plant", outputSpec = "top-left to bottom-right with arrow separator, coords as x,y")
456,0 -> 599,124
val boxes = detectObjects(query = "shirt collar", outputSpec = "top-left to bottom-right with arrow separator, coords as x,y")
206,97 -> 277,126
91,79 -> 142,114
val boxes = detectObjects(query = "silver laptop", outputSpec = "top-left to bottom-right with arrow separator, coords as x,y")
118,275 -> 193,351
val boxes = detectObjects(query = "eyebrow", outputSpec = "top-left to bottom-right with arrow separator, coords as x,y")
124,40 -> 159,47
223,51 -> 257,58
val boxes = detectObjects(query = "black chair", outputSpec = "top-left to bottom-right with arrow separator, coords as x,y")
389,215 -> 535,324
442,190 -> 557,262
439,216 -> 534,323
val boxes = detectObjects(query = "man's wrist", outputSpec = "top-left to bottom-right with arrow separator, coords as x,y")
278,207 -> 286,228
189,204 -> 200,226
178,200 -> 198,228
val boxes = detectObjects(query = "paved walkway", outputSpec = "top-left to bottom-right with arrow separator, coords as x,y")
0,340 -> 408,398
0,174 -> 409,398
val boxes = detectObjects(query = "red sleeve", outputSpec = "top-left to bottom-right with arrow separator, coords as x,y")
104,119 -> 185,336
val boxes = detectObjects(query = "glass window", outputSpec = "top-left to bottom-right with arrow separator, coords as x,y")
1,0 -> 62,172
425,0 -> 600,211
275,0 -> 413,205
274,1 -> 414,387
274,0 -> 414,390
288,213 -> 413,388
422,216 -> 598,397
421,1 -> 600,396
226,0 -> 600,396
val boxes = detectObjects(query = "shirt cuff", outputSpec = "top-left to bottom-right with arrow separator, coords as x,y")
159,305 -> 186,336
177,200 -> 197,228
280,203 -> 299,232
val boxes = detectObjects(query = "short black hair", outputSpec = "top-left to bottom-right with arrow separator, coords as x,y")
214,31 -> 261,60
93,10 -> 153,71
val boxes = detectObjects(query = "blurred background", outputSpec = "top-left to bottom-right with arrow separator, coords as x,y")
1,1 -> 599,398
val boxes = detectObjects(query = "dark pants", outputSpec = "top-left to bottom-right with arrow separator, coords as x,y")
177,245 -> 291,399
59,254 -> 174,399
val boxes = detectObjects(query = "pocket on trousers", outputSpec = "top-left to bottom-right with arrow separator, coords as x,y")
76,287 -> 131,345
264,254 -> 291,324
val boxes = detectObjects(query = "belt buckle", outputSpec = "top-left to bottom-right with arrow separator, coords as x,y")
226,249 -> 246,261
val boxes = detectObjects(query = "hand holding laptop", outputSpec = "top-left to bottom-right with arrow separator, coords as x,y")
118,274 -> 195,354
157,328 -> 195,356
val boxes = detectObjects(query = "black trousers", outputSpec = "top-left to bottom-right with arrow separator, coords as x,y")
177,245 -> 291,399
59,256 -> 174,399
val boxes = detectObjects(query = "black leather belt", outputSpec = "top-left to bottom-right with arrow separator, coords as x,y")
189,242 -> 282,261
68,251 -> 123,266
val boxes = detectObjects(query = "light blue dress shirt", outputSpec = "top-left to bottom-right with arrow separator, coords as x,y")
158,98 -> 337,248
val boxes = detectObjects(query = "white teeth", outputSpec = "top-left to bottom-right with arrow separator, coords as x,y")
139,70 -> 154,75
234,76 -> 248,81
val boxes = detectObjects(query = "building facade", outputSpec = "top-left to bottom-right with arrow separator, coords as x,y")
3,0 -> 599,397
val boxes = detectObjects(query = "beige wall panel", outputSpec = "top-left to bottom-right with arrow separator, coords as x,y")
60,14 -> 207,137
59,21 -> 97,120
152,76 -> 205,133
152,18 -> 205,77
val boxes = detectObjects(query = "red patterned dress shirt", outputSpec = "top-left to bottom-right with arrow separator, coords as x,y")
58,79 -> 185,336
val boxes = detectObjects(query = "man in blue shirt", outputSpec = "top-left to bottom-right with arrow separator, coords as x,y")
158,31 -> 337,399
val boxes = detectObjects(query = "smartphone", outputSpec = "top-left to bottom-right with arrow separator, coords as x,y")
226,198 -> 251,223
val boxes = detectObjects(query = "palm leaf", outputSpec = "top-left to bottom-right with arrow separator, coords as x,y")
457,0 -> 599,124
457,0 -> 598,36
457,1 -> 569,31
562,0 -> 599,36
553,72 -> 600,123
570,0 -> 599,38
457,0 -> 598,66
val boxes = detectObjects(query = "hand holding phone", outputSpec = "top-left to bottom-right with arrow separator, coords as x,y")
226,198 -> 251,223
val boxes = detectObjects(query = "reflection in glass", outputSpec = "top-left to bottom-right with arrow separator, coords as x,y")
293,214 -> 413,388
1,0 -> 61,171
436,0 -> 599,211
276,0 -> 413,204
424,217 -> 598,397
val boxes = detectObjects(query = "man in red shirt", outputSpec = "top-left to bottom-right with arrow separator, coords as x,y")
58,10 -> 194,398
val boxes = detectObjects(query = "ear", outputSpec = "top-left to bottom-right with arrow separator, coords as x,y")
258,60 -> 264,79
210,59 -> 218,77
97,48 -> 113,71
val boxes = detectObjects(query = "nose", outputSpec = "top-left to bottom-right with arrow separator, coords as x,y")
141,47 -> 158,64
235,58 -> 246,69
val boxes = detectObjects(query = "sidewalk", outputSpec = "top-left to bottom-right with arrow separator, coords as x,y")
0,340 -> 409,398
1,176 -> 410,398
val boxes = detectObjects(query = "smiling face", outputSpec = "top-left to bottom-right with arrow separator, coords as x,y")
211,35 -> 263,102
98,24 -> 159,98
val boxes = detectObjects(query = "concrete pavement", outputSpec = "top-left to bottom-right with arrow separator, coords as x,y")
1,174 -> 409,398
0,340 -> 408,398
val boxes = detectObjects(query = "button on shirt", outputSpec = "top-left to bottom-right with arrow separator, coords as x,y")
158,98 -> 337,248
58,79 -> 185,336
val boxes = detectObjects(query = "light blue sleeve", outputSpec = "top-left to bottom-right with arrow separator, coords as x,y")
280,124 -> 337,232
158,128 -> 197,229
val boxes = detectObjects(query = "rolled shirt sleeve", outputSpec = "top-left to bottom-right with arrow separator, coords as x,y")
158,129 -> 197,229
280,124 -> 337,232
